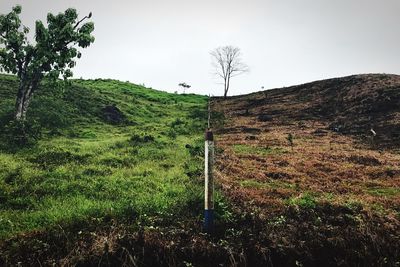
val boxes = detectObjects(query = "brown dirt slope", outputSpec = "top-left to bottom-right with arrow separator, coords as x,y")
211,74 -> 400,266
219,73 -> 400,146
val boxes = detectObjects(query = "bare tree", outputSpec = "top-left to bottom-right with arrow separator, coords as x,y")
210,46 -> 248,98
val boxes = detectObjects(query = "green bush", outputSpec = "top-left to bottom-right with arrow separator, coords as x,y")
287,192 -> 317,209
129,133 -> 155,145
30,96 -> 73,130
29,149 -> 90,169
0,120 -> 41,148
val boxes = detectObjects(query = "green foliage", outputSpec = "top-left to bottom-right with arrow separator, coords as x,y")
29,94 -> 73,130
240,179 -> 266,189
0,75 -> 208,238
186,144 -> 204,157
287,192 -> 317,209
183,137 -> 204,179
0,5 -> 94,80
29,149 -> 90,170
268,215 -> 287,226
232,144 -> 287,156
0,119 -> 41,148
129,133 -> 155,145
367,187 -> 400,197
214,193 -> 235,223
0,5 -> 95,121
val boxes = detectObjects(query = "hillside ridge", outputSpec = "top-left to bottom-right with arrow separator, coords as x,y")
210,73 -> 400,266
214,73 -> 400,147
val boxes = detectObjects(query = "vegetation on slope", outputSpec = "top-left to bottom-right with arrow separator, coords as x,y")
1,74 -> 399,266
211,74 -> 400,266
0,74 -> 208,240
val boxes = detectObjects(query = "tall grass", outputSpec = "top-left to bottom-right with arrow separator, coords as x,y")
0,75 -> 207,238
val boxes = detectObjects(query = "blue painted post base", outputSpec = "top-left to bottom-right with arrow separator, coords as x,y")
204,209 -> 214,233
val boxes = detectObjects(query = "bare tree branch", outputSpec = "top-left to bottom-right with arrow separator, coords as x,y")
210,45 -> 248,98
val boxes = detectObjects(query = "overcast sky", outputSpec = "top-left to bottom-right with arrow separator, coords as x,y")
1,0 -> 400,96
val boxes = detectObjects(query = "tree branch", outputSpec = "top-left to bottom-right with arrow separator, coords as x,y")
73,12 -> 92,30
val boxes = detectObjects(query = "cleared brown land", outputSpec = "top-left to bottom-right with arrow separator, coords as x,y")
212,74 -> 400,266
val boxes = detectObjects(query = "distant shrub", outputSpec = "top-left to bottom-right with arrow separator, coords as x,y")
30,149 -> 89,169
140,148 -> 167,160
129,133 -> 155,145
185,144 -> 204,157
82,167 -> 112,177
166,128 -> 177,139
288,192 -> 317,209
100,156 -> 135,168
79,130 -> 97,138
184,159 -> 203,179
5,197 -> 35,210
3,167 -> 23,185
170,118 -> 185,127
0,107 -> 14,126
287,133 -> 294,151
0,120 -> 42,148
168,118 -> 190,137
189,107 -> 208,120
30,96 -> 72,130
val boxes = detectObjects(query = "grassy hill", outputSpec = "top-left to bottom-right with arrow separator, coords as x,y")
0,75 -> 209,255
1,74 -> 399,266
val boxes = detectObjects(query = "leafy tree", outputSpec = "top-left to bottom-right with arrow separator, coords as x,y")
0,5 -> 94,121
210,46 -> 248,98
178,82 -> 191,94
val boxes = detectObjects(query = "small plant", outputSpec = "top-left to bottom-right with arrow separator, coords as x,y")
287,192 -> 317,209
287,133 -> 294,151
268,215 -> 286,226
185,144 -> 204,157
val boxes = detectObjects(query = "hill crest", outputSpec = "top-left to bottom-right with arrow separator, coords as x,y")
215,73 -> 400,147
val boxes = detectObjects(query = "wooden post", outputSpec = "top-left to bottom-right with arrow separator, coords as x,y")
204,129 -> 214,233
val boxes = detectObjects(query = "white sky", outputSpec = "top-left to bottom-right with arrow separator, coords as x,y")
1,0 -> 400,96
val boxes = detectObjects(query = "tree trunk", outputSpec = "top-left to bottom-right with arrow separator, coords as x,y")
224,75 -> 230,99
223,78 -> 228,99
15,80 -> 35,121
15,82 -> 26,121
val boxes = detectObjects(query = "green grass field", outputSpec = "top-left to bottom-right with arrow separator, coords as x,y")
0,74 -> 208,239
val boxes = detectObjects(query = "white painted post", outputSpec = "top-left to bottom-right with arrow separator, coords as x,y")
204,129 -> 214,233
